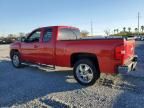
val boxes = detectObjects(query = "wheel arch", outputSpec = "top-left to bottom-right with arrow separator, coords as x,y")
10,49 -> 19,59
70,53 -> 100,73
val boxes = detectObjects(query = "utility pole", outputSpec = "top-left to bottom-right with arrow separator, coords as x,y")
91,20 -> 93,36
138,12 -> 140,36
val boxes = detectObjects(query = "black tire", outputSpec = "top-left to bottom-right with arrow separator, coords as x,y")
73,59 -> 100,86
11,51 -> 22,68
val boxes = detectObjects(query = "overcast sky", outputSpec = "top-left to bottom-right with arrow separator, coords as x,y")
0,0 -> 144,35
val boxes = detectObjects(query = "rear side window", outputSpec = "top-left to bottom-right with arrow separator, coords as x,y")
58,28 -> 80,40
43,29 -> 52,42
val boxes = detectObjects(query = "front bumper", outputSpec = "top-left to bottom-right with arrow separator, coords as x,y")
118,55 -> 138,74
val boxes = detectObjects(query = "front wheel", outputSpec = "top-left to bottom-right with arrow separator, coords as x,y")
73,59 -> 100,86
11,52 -> 22,68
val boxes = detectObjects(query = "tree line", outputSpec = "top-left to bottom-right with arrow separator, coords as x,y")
112,25 -> 144,36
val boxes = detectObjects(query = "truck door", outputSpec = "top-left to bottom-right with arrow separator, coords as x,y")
21,29 -> 42,63
38,28 -> 55,65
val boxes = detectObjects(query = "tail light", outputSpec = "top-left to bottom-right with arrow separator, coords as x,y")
115,45 -> 126,64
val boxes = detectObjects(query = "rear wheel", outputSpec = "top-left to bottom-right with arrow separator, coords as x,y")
11,52 -> 22,68
73,59 -> 100,86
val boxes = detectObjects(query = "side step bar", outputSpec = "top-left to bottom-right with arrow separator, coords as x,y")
22,62 -> 56,70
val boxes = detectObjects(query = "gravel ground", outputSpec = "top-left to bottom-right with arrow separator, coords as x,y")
0,41 -> 144,108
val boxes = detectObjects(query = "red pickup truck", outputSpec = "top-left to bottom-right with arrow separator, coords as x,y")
10,26 -> 137,85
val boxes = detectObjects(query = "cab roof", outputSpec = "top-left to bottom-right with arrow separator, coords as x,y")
38,26 -> 79,30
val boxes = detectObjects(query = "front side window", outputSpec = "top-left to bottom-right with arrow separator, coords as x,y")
43,29 -> 52,42
27,30 -> 41,42
58,28 -> 80,40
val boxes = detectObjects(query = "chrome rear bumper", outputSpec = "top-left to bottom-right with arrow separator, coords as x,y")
118,55 -> 138,74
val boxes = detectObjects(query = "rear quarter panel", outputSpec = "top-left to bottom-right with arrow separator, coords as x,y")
56,39 -> 123,74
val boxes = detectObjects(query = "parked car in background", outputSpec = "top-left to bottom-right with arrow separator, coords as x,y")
135,35 -> 144,41
141,36 -> 144,40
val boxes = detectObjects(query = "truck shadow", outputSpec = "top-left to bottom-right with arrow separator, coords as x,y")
0,59 -> 84,107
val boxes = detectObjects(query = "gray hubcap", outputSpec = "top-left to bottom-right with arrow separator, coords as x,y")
13,54 -> 19,66
76,64 -> 94,83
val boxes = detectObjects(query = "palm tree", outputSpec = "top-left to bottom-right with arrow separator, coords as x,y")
141,26 -> 144,32
116,29 -> 119,33
123,27 -> 126,32
114,29 -> 116,34
128,27 -> 131,32
135,28 -> 138,33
